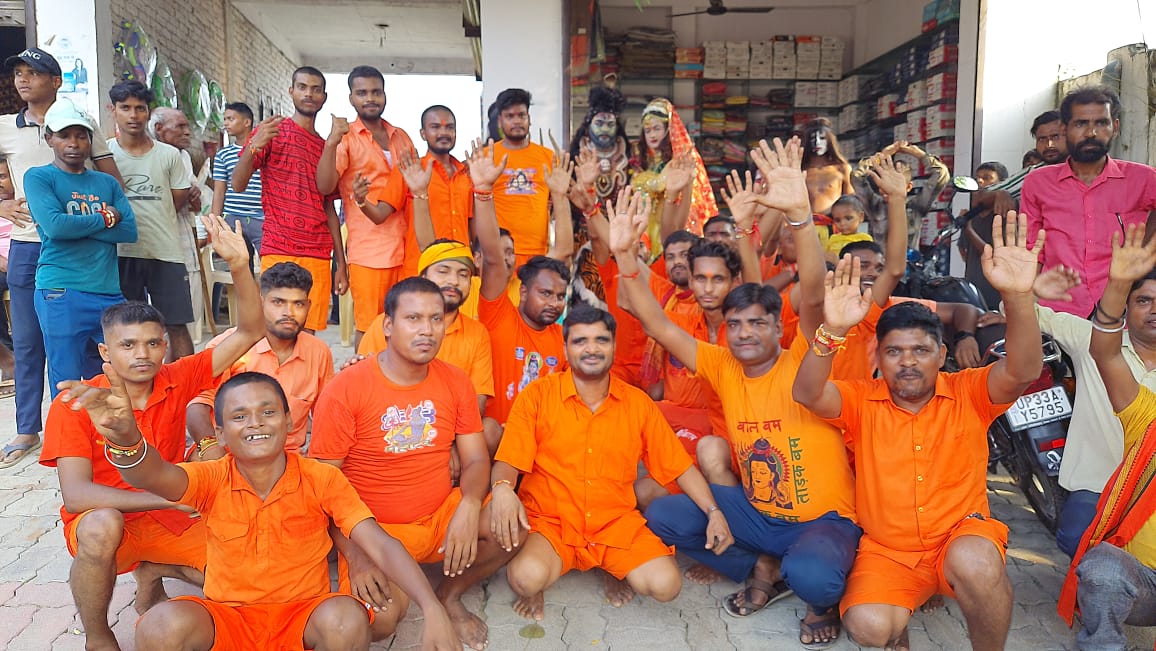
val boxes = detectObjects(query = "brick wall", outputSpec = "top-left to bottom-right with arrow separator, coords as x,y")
108,0 -> 299,143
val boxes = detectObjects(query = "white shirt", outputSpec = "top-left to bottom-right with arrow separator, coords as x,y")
1036,304 -> 1156,492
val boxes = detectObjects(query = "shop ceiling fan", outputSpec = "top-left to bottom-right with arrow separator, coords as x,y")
670,0 -> 775,18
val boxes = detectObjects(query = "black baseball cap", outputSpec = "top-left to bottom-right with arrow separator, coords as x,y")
4,48 -> 62,76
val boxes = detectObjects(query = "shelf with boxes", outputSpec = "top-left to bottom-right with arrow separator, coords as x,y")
834,19 -> 959,162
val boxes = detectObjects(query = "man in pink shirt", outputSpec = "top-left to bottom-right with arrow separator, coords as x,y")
1022,85 -> 1156,317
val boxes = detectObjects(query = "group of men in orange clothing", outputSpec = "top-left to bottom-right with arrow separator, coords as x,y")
36,60 -> 1143,651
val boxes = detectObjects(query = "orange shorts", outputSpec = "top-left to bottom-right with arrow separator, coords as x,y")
169,593 -> 372,650
65,511 -> 207,575
262,255 -> 332,331
528,513 -> 673,580
348,263 -> 403,332
839,515 -> 1009,615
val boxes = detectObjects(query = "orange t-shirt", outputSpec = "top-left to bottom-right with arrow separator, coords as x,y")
309,358 -> 482,524
779,286 -> 801,350
190,330 -> 334,452
495,371 -> 692,548
41,350 -> 217,533
492,140 -> 553,257
827,366 -> 1011,561
460,275 -> 521,321
598,258 -> 649,384
370,152 -> 474,277
479,291 -> 566,424
337,118 -> 415,268
178,453 -> 374,606
649,270 -> 699,317
694,338 -> 855,523
357,311 -> 494,398
665,309 -> 727,437
833,298 -> 938,381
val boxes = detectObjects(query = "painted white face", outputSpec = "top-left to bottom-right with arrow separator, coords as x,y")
811,131 -> 829,156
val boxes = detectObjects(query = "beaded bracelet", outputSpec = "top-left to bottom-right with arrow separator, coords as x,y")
105,442 -> 149,469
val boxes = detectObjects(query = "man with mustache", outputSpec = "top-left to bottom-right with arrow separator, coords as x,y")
39,216 -> 264,650
355,105 -> 473,280
357,241 -> 494,419
186,261 -> 334,456
316,66 -> 414,350
1021,85 -> 1156,318
234,66 -> 348,335
792,211 -> 1044,651
310,277 -> 502,650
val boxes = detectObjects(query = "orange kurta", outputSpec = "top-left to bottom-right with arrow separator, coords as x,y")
479,291 -> 566,424
191,330 -> 334,452
336,118 -> 414,269
598,257 -> 650,386
694,338 -> 856,523
309,358 -> 481,524
371,152 -> 474,277
178,453 -> 374,605
495,371 -> 692,549
357,311 -> 494,398
827,366 -> 1011,558
41,350 -> 217,535
663,308 -> 727,441
492,140 -> 553,258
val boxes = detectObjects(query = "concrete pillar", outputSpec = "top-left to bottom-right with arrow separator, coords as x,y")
34,0 -> 115,132
480,0 -> 565,145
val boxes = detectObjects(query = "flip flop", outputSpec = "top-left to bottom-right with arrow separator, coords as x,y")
0,380 -> 13,399
0,437 -> 42,469
799,608 -> 842,650
723,577 -> 793,617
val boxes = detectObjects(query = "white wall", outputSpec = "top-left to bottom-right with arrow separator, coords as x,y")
480,0 -> 565,146
851,0 -> 926,68
978,0 -> 1154,170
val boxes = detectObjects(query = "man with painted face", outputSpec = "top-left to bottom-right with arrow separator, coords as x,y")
316,65 -> 414,349
1021,85 -> 1156,318
801,118 -> 853,215
850,139 -> 949,250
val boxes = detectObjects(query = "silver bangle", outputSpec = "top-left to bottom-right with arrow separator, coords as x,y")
1090,321 -> 1126,334
785,214 -> 812,228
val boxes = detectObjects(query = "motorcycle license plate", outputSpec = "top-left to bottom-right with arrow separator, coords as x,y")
1005,386 -> 1072,432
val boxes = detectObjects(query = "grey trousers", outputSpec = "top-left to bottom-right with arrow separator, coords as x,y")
1076,542 -> 1156,650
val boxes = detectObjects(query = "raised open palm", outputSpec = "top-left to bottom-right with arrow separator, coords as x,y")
750,137 -> 810,216
1108,224 -> 1156,284
823,254 -> 873,332
1032,265 -> 1081,303
981,211 -> 1044,295
606,186 -> 649,255
467,138 -> 507,189
720,169 -> 759,231
399,150 -> 433,194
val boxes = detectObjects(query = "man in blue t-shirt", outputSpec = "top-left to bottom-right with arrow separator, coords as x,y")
26,99 -> 136,392
210,101 -> 263,257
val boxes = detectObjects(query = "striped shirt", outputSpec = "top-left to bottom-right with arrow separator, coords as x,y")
212,144 -> 263,218
984,162 -> 1041,199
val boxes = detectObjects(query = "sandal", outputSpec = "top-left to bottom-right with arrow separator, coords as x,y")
0,436 -> 42,469
723,577 -> 793,617
799,608 -> 842,650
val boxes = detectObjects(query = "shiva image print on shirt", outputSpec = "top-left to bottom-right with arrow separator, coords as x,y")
380,401 -> 439,454
740,437 -> 794,510
504,168 -> 538,195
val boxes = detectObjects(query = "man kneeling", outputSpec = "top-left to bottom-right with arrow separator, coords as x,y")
489,305 -> 733,618
61,370 -> 459,651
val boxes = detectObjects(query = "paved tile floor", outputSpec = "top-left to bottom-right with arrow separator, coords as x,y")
1,326 -> 1153,650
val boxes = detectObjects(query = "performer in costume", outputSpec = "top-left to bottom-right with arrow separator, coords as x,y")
632,98 -> 716,255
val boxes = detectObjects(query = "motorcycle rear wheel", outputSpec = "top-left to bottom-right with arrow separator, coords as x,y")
1011,442 -> 1067,533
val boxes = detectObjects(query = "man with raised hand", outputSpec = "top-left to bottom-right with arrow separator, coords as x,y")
60,370 -> 460,651
616,139 -> 860,649
792,212 -> 1044,650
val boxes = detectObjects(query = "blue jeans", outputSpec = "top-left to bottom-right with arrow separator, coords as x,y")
8,241 -> 45,434
1076,542 -> 1156,649
34,288 -> 123,396
1056,490 -> 1100,558
645,484 -> 862,610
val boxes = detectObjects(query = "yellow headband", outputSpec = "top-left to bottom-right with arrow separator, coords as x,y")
418,241 -> 476,276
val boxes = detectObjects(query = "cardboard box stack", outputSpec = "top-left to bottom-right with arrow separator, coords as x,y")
816,82 -> 839,108
749,40 -> 772,78
726,40 -> 750,79
795,36 -> 821,79
926,71 -> 957,103
703,41 -> 727,79
772,36 -> 796,79
794,81 -> 817,108
819,36 -> 844,80
838,75 -> 867,106
675,47 -> 705,79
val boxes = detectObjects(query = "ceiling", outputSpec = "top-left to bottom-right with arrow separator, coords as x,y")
231,0 -> 477,76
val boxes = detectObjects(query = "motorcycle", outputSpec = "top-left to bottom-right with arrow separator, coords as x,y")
981,335 -> 1073,532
